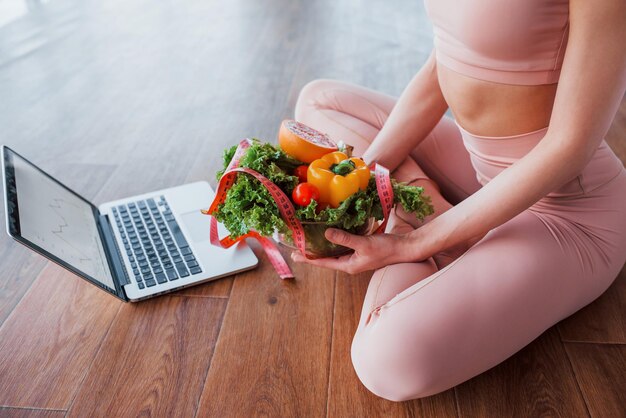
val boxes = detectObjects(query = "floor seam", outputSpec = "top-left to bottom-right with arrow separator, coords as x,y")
0,262 -> 49,333
191,274 -> 236,418
559,340 -> 626,346
562,342 -> 593,418
0,406 -> 67,412
453,387 -> 462,417
325,271 -> 338,418
63,301 -> 124,417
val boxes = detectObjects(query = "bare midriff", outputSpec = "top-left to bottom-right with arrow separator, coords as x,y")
437,63 -> 558,137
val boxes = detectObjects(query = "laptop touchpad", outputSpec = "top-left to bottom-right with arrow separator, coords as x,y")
180,210 -> 211,242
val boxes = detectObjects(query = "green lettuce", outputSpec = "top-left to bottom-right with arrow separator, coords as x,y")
212,140 -> 433,239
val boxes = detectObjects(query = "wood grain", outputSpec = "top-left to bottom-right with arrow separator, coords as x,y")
0,0 -> 623,416
328,272 -> 458,418
196,245 -> 334,417
0,408 -> 65,418
454,328 -> 588,417
558,266 -> 626,344
564,343 -> 626,418
0,245 -> 47,326
67,295 -> 226,418
0,264 -> 121,409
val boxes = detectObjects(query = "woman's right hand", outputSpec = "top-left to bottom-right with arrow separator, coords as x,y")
291,228 -> 423,274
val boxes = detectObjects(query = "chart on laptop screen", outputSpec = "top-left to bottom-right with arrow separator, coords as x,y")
11,155 -> 115,289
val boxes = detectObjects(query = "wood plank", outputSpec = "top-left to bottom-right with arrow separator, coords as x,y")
196,246 -> 334,417
0,264 -> 121,409
0,408 -> 65,418
454,327 -> 588,417
564,343 -> 626,418
67,295 -> 226,418
0,244 -> 47,326
328,272 -> 458,418
0,1 -> 623,417
558,266 -> 625,344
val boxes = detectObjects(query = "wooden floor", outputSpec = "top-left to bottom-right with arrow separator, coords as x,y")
0,0 -> 625,416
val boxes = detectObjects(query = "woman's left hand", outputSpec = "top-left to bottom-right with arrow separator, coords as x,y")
291,228 -> 415,274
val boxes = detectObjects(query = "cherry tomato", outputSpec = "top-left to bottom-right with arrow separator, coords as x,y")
294,165 -> 308,183
292,183 -> 320,206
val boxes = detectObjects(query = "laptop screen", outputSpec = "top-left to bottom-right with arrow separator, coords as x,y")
3,148 -> 116,292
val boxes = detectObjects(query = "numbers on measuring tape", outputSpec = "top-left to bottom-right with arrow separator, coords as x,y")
373,163 -> 394,234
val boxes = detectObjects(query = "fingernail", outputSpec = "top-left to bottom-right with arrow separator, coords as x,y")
325,229 -> 337,240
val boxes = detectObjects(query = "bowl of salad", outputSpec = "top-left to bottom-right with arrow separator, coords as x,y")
211,120 -> 433,258
275,218 -> 377,258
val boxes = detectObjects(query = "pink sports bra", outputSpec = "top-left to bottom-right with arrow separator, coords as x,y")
424,0 -> 570,85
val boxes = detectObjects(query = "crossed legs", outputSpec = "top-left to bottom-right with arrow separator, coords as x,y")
294,79 -> 619,401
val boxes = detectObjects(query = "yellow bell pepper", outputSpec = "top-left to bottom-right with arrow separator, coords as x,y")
307,151 -> 370,208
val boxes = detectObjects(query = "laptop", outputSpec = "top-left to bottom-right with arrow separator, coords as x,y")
2,146 -> 258,302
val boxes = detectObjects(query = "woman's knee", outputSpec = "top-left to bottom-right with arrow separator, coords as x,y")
294,79 -> 342,121
350,319 -> 445,402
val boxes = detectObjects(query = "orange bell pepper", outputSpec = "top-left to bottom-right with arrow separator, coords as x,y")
307,151 -> 370,208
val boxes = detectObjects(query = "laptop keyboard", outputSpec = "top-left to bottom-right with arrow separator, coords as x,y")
112,195 -> 202,290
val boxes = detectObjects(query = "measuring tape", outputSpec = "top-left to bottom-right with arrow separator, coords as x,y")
203,138 -> 394,279
372,163 -> 393,234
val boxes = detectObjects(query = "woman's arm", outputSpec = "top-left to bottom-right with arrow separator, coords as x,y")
408,0 -> 626,262
362,50 -> 449,171
293,0 -> 626,273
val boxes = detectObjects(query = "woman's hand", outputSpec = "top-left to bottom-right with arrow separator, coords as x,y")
291,228 -> 417,274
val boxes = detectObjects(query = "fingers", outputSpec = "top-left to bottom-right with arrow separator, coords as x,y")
324,228 -> 366,250
290,251 -> 355,272
289,230 -> 402,274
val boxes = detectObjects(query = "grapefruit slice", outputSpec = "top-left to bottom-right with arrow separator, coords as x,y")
278,120 -> 338,163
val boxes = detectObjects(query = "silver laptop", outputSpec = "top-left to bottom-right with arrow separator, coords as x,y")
2,146 -> 258,302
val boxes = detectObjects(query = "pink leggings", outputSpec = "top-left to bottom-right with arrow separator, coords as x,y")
294,79 -> 626,401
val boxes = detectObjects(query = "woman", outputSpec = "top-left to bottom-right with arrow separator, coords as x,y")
291,0 -> 626,401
